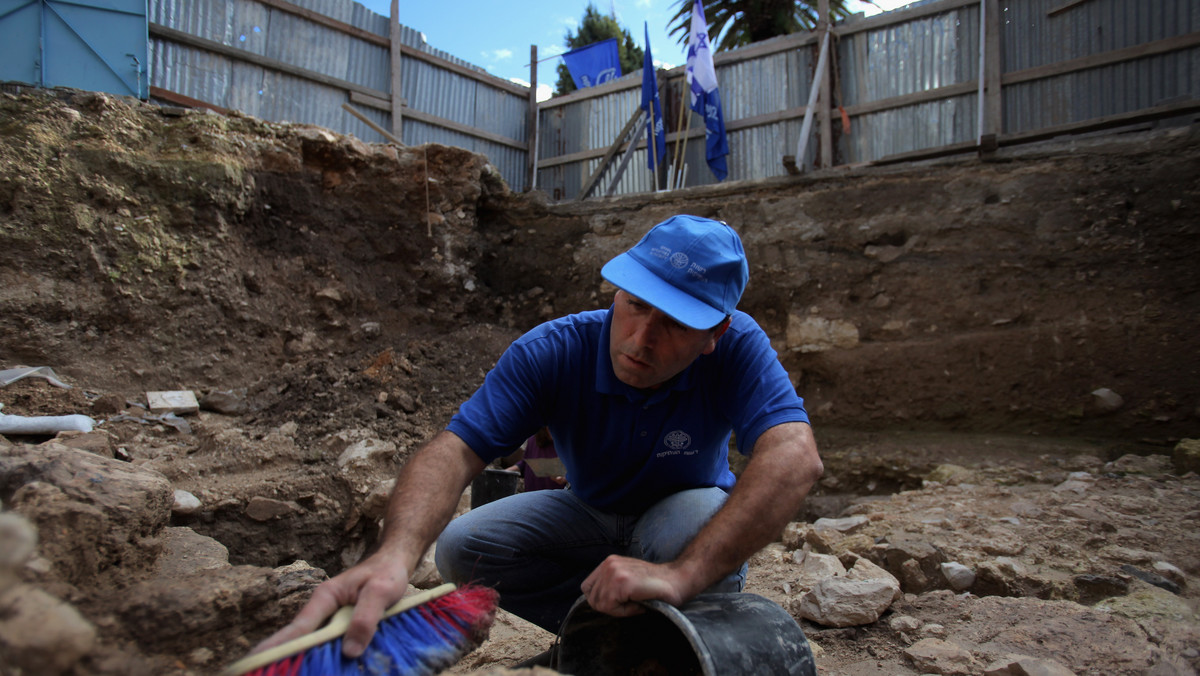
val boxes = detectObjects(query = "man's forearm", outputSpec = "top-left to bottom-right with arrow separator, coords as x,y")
375,430 -> 485,575
671,422 -> 822,596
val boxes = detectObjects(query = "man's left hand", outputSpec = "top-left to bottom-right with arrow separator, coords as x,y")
580,555 -> 686,617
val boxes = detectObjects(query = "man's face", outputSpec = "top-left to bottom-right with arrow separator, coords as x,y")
608,290 -> 729,389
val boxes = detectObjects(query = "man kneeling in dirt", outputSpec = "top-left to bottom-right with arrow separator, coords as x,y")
257,214 -> 823,657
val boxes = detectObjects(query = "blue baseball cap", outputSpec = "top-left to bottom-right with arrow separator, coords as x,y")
601,215 -> 749,330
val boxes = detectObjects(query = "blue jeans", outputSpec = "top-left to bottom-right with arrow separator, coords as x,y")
434,486 -> 748,633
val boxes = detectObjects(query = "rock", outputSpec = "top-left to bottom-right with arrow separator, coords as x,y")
846,556 -> 902,602
941,561 -> 977,591
889,614 -> 922,633
882,537 -> 947,592
118,566 -> 277,649
1151,561 -> 1186,589
0,584 -> 97,675
786,315 -> 860,353
781,521 -> 807,550
904,637 -> 979,675
1118,564 -> 1181,595
337,438 -> 398,470
244,496 -> 300,521
199,389 -> 248,415
812,515 -> 869,533
926,464 -> 976,485
796,577 -> 899,627
153,527 -> 231,579
0,511 -> 37,590
1073,574 -> 1130,605
795,551 -> 847,588
90,393 -> 127,415
361,478 -> 396,521
172,489 -> 203,515
1091,387 -> 1124,412
0,443 -> 172,586
1096,585 -> 1197,622
1172,438 -> 1200,475
57,431 -> 114,456
984,654 -> 1078,676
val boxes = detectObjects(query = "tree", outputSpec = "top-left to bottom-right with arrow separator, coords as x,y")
668,0 -> 858,52
554,4 -> 644,97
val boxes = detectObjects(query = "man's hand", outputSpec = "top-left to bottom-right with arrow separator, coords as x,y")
580,555 -> 688,617
251,551 -> 411,659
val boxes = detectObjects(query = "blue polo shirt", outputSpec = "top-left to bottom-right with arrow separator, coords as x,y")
446,308 -> 808,514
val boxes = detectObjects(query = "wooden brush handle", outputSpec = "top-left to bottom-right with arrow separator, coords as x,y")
222,582 -> 457,676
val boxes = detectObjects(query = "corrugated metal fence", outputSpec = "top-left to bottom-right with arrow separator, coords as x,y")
146,0 -> 532,191
24,0 -> 1195,200
540,0 -> 1200,200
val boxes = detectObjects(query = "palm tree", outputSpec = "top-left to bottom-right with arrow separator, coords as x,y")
668,0 -> 860,52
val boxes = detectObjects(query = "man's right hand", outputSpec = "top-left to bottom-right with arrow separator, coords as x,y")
250,550 -> 411,659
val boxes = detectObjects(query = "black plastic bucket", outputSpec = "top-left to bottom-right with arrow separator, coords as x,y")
556,592 -> 816,675
469,468 -> 522,509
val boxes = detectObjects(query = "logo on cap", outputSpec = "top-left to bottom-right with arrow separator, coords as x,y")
670,252 -> 689,269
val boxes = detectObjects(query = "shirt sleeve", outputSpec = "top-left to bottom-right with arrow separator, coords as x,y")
446,339 -> 547,463
718,320 -> 809,455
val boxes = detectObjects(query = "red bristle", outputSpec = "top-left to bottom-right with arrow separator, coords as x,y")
243,652 -> 303,676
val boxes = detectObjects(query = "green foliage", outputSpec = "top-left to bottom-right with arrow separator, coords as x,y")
667,0 -> 859,52
554,4 -> 645,97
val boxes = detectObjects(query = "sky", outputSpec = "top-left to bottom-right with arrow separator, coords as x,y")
355,0 -> 911,101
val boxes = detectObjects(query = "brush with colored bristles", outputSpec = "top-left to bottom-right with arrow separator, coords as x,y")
222,583 -> 498,676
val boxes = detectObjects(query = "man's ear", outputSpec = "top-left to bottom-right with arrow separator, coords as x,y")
702,317 -> 732,354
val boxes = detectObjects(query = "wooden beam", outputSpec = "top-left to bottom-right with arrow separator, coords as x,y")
833,0 -> 979,38
578,107 -> 642,201
526,45 -> 539,191
255,0 -> 388,47
1002,32 -> 1200,86
349,90 -> 397,112
148,86 -> 229,115
342,102 -> 402,145
982,0 -> 1002,136
389,0 -> 403,140
818,0 -> 832,168
149,23 -> 391,101
400,107 -> 526,150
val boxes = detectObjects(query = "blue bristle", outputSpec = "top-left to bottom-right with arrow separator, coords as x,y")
291,603 -> 470,676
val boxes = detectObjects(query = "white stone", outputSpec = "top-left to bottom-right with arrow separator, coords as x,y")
796,577 -> 898,627
941,561 -> 977,591
172,489 -> 202,515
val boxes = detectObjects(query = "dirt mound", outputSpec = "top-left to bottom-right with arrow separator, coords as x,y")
1,89 -> 1197,675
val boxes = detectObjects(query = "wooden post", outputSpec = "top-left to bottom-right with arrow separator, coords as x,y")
983,0 -> 1003,138
526,45 -> 539,191
389,0 -> 403,141
818,0 -> 832,168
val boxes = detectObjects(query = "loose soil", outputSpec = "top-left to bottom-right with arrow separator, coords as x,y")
0,88 -> 1197,676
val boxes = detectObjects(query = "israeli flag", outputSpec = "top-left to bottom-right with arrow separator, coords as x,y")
641,23 -> 667,173
561,38 -> 621,89
686,0 -> 729,181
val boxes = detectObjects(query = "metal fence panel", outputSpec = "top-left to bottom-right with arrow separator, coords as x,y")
0,0 -> 148,98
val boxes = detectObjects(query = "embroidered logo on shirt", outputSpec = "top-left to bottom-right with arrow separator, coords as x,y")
664,430 -> 691,450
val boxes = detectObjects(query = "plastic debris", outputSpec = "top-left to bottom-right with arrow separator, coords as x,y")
0,366 -> 71,389
0,412 -> 94,435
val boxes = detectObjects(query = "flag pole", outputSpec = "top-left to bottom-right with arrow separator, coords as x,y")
671,75 -> 690,189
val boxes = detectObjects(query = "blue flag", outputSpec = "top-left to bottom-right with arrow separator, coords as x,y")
561,38 -> 621,89
641,23 -> 666,173
686,0 -> 729,180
